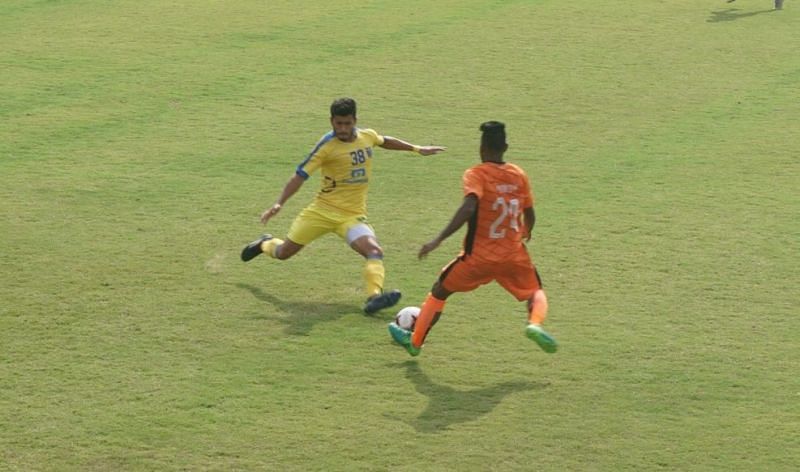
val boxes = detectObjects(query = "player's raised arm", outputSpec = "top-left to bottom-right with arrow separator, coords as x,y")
380,136 -> 446,156
260,173 -> 305,225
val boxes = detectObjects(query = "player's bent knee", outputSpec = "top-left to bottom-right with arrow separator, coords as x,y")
431,281 -> 452,300
366,246 -> 383,259
357,247 -> 383,260
349,232 -> 383,259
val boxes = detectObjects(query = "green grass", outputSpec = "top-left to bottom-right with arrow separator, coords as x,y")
2,0 -> 799,470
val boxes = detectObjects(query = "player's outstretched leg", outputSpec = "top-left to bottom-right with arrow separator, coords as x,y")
526,324 -> 558,353
388,322 -> 421,356
241,234 -> 273,261
525,289 -> 556,352
364,289 -> 402,314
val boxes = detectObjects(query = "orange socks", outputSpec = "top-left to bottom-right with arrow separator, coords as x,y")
411,293 -> 446,348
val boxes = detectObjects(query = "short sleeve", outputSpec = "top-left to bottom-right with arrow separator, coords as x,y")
296,133 -> 332,179
360,128 -> 385,147
462,168 -> 483,199
521,171 -> 534,208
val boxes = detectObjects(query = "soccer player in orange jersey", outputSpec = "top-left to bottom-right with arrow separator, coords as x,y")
388,121 -> 558,356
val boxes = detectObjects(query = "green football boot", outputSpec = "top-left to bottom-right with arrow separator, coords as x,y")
526,324 -> 558,353
388,322 -> 421,357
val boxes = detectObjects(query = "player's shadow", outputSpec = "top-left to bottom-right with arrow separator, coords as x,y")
389,360 -> 548,433
235,283 -> 363,336
707,8 -> 775,22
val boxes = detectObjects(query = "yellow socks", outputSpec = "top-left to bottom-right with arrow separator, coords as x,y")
260,238 -> 285,258
363,258 -> 385,298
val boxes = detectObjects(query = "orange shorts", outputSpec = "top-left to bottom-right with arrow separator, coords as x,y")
438,254 -> 542,301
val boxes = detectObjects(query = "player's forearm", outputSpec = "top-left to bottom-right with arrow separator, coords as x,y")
381,136 -> 420,153
382,136 -> 446,156
276,174 -> 305,205
524,207 -> 535,234
435,197 -> 477,243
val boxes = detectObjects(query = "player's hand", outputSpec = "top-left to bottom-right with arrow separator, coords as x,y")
419,146 -> 446,156
260,203 -> 282,224
418,239 -> 441,259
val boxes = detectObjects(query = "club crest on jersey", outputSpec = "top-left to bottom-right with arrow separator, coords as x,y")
321,176 -> 337,193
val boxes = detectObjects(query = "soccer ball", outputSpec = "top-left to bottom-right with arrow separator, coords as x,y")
395,306 -> 420,331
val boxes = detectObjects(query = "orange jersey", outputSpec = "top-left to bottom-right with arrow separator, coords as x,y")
461,162 -> 534,263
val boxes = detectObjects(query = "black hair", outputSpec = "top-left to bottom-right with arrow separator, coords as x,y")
479,121 -> 507,152
330,97 -> 357,118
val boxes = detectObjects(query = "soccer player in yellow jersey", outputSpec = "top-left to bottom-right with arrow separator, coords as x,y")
241,98 -> 446,314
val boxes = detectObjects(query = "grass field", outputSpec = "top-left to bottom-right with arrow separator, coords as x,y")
2,0 -> 799,470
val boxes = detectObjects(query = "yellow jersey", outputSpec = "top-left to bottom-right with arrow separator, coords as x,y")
296,128 -> 385,216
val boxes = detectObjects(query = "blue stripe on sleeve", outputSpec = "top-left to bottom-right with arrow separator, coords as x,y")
296,131 -> 335,178
295,167 -> 310,179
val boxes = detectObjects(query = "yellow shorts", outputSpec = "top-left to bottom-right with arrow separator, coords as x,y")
287,205 -> 375,246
